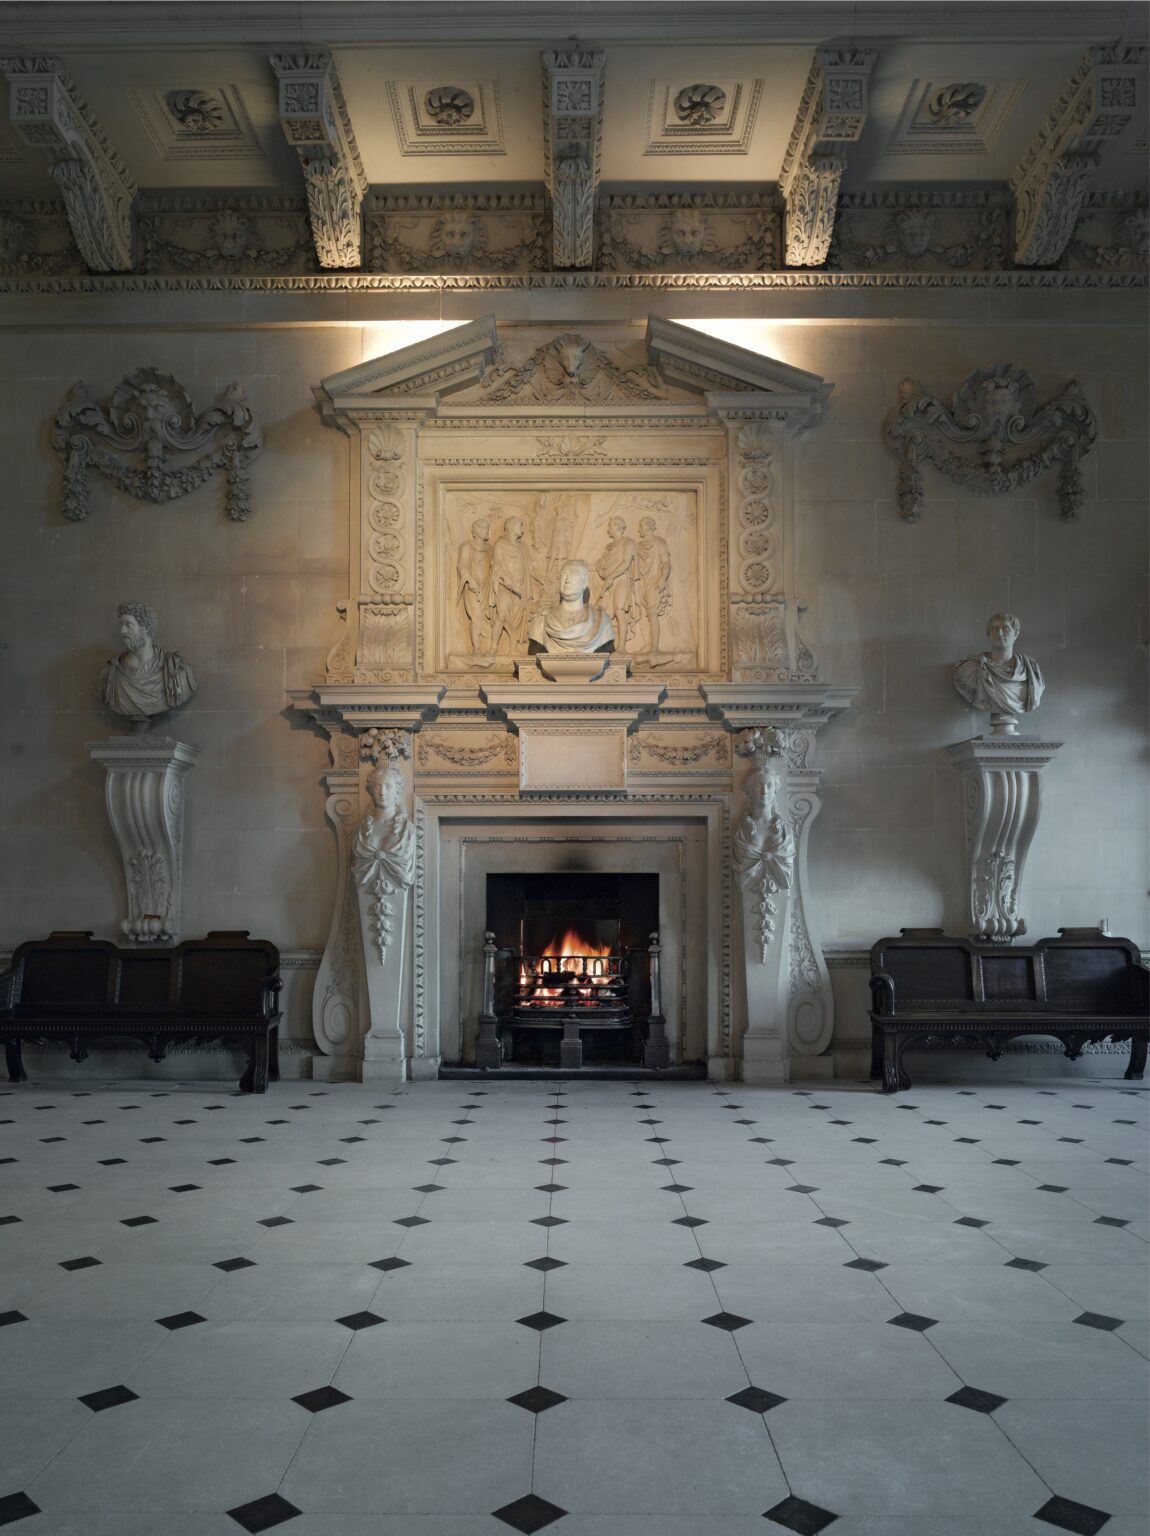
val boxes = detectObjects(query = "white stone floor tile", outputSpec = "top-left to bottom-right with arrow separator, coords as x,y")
0,1074 -> 1145,1532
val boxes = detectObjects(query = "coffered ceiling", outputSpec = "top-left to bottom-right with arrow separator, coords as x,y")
0,1 -> 1145,280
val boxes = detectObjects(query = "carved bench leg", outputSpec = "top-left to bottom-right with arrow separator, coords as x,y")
869,1026 -> 882,1082
239,1035 -> 269,1094
5,1040 -> 27,1083
1126,1035 -> 1147,1080
269,1024 -> 280,1084
881,1031 -> 901,1094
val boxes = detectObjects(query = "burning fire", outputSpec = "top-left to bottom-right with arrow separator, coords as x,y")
520,927 -> 614,1004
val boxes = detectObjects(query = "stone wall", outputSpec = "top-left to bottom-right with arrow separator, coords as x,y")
1,296 -> 1145,1062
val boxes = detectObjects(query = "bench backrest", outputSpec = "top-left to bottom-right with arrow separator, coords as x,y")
871,933 -> 1146,1013
11,931 -> 280,1014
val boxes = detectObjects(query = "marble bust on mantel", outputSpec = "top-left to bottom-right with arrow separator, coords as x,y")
953,612 -> 1044,736
527,558 -> 616,655
98,601 -> 196,734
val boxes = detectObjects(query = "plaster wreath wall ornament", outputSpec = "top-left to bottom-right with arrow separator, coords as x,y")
368,199 -> 548,274
598,199 -> 774,272
138,201 -> 315,274
953,612 -> 1045,737
53,367 -> 261,521
352,756 -> 417,966
98,600 -> 196,733
828,195 -> 1007,271
883,363 -> 1097,522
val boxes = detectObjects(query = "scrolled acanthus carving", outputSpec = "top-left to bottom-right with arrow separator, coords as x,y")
731,728 -> 795,963
883,364 -> 1096,522
52,368 -> 261,522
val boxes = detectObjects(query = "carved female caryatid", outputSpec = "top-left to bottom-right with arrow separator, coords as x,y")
352,759 -> 416,963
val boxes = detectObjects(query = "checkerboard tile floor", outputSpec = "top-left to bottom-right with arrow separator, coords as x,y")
0,1074 -> 1146,1534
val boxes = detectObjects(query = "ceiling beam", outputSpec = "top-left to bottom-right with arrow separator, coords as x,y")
270,49 -> 367,270
542,48 -> 606,270
778,48 -> 877,269
1011,43 -> 1147,267
0,55 -> 136,271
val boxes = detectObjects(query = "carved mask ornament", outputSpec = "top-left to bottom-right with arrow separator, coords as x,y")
893,209 -> 935,258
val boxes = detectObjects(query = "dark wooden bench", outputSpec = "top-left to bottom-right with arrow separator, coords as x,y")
0,931 -> 282,1093
869,930 -> 1148,1093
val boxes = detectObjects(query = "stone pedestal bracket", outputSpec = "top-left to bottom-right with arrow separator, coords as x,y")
947,737 -> 1063,942
87,736 -> 199,944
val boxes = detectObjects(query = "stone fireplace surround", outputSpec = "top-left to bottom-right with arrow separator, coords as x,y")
290,316 -> 855,1083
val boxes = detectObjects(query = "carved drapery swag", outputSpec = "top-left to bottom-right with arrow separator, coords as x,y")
883,364 -> 1096,523
53,368 -> 261,522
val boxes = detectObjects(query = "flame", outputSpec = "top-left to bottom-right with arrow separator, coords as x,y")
520,927 -> 615,1003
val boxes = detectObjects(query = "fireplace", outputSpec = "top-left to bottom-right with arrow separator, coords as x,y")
478,872 -> 664,1068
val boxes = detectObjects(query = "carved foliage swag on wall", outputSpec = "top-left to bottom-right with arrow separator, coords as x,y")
52,367 -> 262,521
883,363 -> 1097,522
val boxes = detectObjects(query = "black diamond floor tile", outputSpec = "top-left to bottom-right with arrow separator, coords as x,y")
291,1184 -> 322,1194
540,1158 -> 568,1166
536,1183 -> 567,1193
207,1158 -> 235,1167
239,1137 -> 265,1144
1094,1216 -> 1129,1228
763,1493 -> 839,1534
492,1492 -> 568,1533
954,1216 -> 989,1228
59,1256 -> 101,1271
507,1385 -> 568,1414
652,1157 -> 680,1166
887,1311 -> 938,1332
814,1217 -> 849,1228
214,1257 -> 257,1272
0,1311 -> 28,1328
954,1137 -> 980,1144
412,1183 -> 445,1194
120,1215 -> 157,1227
292,1385 -> 352,1413
317,1158 -> 346,1166
0,1492 -> 40,1526
787,1185 -> 819,1195
335,1311 -> 385,1331
701,1311 -> 752,1331
0,1216 -> 21,1226
1106,1158 -> 1134,1166
1033,1493 -> 1112,1535
259,1216 -> 293,1228
156,1311 -> 205,1330
1038,1184 -> 1069,1193
946,1385 -> 1007,1414
369,1257 -> 411,1273
428,1158 -> 458,1166
1073,1311 -> 1124,1331
673,1215 -> 707,1228
516,1310 -> 566,1331
844,1257 -> 888,1272
226,1491 -> 303,1533
727,1385 -> 786,1413
662,1183 -> 693,1193
1005,1257 -> 1048,1272
170,1184 -> 200,1193
880,1158 -> 907,1166
852,1137 -> 877,1144
532,1215 -> 567,1227
913,1184 -> 944,1194
994,1158 -> 1021,1166
394,1215 -> 429,1227
99,1158 -> 127,1166
766,1157 -> 795,1166
525,1256 -> 567,1272
685,1257 -> 726,1272
79,1384 -> 139,1412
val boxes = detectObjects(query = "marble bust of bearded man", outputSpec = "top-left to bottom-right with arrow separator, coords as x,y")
99,601 -> 196,732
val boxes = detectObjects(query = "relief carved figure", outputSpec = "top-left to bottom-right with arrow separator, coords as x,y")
487,514 -> 533,655
99,601 -> 196,733
352,759 -> 417,964
527,557 -> 615,654
456,515 -> 492,653
635,515 -> 673,659
953,612 -> 1045,737
595,516 -> 641,651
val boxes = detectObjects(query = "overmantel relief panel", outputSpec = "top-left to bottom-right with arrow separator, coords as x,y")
291,315 -> 851,1083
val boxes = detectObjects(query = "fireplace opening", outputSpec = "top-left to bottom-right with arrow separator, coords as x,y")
483,872 -> 659,1066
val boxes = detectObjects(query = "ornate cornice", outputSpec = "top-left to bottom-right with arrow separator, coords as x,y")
1012,44 -> 1147,266
779,47 -> 877,267
542,48 -> 606,269
0,55 -> 136,270
270,49 -> 367,269
0,268 -> 1143,297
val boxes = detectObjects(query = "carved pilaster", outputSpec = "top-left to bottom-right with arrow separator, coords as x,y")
778,48 -> 877,267
542,49 -> 605,269
270,50 -> 367,269
1012,45 -> 1145,267
947,738 -> 1063,943
86,737 -> 198,944
312,768 -> 361,1073
1,56 -> 135,270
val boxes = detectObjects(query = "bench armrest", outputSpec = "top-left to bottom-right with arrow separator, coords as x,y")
869,971 -> 896,1016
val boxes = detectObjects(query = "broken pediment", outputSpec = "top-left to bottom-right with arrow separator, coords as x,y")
314,315 -> 831,424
